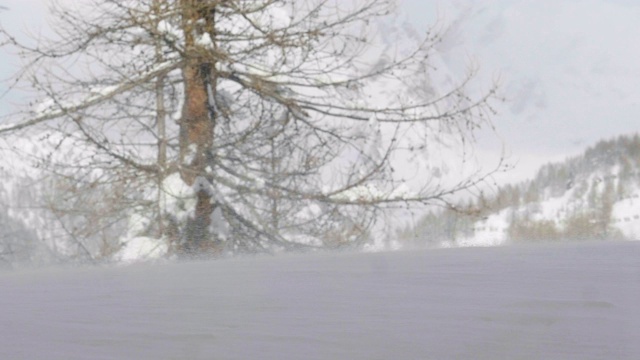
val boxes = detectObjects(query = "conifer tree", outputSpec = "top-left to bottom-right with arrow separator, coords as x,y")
0,0 -> 499,257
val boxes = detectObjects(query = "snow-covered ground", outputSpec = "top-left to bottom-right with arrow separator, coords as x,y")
1,241 -> 638,359
456,167 -> 640,247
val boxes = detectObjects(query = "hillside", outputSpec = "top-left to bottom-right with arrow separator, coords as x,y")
0,136 -> 54,265
400,133 -> 640,247
0,132 -> 133,266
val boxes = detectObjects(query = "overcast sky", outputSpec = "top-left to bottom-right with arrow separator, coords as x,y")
2,0 -> 639,185
400,0 -> 640,183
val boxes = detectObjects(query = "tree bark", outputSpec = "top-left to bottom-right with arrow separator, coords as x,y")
179,0 -> 217,253
154,0 -> 168,239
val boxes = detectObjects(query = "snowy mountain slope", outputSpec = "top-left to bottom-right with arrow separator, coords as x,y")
1,241 -> 638,359
0,136 -> 57,264
0,131 -> 138,265
406,134 -> 640,247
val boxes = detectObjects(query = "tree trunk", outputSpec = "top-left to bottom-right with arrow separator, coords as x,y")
179,0 -> 217,254
154,0 -> 167,239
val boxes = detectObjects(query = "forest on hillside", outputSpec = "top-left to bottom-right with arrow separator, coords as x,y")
400,133 -> 640,246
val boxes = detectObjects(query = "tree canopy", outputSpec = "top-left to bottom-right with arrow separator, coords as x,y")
0,0 -> 500,260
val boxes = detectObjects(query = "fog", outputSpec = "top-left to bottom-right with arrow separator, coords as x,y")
2,241 -> 638,359
0,2 -> 639,357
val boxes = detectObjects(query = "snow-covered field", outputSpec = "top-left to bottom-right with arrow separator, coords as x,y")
1,241 -> 638,359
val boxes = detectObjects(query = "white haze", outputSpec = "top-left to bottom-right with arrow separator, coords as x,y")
400,0 -> 640,184
0,3 -> 638,357
1,242 -> 639,359
4,0 -> 640,187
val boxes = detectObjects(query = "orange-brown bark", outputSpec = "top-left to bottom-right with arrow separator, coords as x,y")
178,0 -> 218,253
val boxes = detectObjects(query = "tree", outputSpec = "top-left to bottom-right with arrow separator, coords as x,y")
0,0 -> 501,259
508,218 -> 561,243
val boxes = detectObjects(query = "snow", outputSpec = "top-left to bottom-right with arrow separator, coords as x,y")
330,184 -> 384,203
458,209 -> 511,247
612,192 -> 640,239
196,33 -> 214,49
125,213 -> 151,239
192,175 -> 213,196
455,167 -> 640,247
114,236 -> 168,263
162,172 -> 196,223
0,241 -> 638,359
0,131 -> 108,260
89,84 -> 119,97
33,98 -> 56,116
389,183 -> 412,199
157,19 -> 181,39
184,144 -> 198,165
210,207 -> 228,240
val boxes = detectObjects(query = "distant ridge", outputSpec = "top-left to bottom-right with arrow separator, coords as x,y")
400,133 -> 640,247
